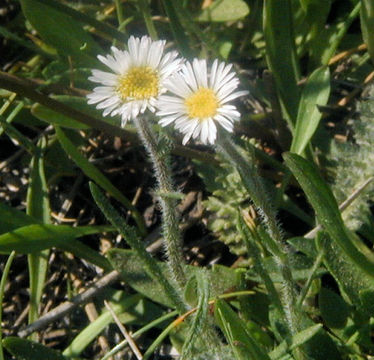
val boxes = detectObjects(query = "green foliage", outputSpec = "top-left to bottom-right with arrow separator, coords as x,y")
3,337 -> 66,360
196,0 -> 250,22
2,0 -> 374,359
284,152 -> 374,279
290,66 -> 331,155
328,85 -> 374,231
199,157 -> 250,256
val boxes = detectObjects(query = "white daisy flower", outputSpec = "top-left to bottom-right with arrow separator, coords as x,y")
87,35 -> 183,126
156,58 -> 248,145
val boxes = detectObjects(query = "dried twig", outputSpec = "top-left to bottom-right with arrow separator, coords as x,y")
18,270 -> 120,338
104,300 -> 143,360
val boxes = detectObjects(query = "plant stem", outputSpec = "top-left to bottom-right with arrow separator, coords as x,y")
216,130 -> 300,338
138,0 -> 158,40
133,117 -> 186,289
114,0 -> 124,27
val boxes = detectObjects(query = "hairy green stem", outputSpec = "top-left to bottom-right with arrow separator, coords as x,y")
217,130 -> 300,338
133,117 -> 186,289
238,214 -> 284,316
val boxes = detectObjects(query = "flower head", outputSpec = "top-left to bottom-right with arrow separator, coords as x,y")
87,36 -> 182,126
156,59 -> 248,145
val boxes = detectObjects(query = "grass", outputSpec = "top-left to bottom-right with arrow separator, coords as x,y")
0,0 -> 374,359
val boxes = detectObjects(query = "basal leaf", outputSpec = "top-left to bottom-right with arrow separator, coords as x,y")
319,287 -> 349,329
197,0 -> 250,22
290,66 -> 330,155
215,299 -> 271,360
3,337 -> 66,360
284,152 -> 374,279
263,0 -> 300,125
316,232 -> 374,310
108,249 -> 175,308
20,0 -> 100,65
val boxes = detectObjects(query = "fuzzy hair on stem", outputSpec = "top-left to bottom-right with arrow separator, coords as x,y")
216,129 -> 302,343
133,116 -> 187,290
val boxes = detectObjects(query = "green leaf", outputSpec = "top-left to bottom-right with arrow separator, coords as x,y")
33,0 -> 124,42
56,127 -> 146,235
263,0 -> 300,124
361,0 -> 374,64
0,202 -> 36,235
197,0 -> 250,22
161,0 -> 192,57
359,289 -> 374,316
108,249 -> 238,309
108,248 -> 175,308
269,324 -> 323,359
3,337 -> 66,360
310,2 -> 360,67
26,137 -> 50,327
283,152 -> 374,279
0,224 -> 112,270
316,232 -> 374,310
319,287 -> 349,329
214,300 -> 271,360
31,96 -> 91,129
287,237 -> 317,258
20,0 -> 100,64
290,66 -> 331,155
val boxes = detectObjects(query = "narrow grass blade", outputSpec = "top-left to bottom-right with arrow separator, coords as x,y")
137,0 -> 158,39
290,66 -> 330,155
0,25 -> 55,58
63,293 -> 141,357
161,0 -> 191,57
0,114 -> 36,155
263,0 -> 300,125
311,2 -> 361,67
0,224 -> 112,271
0,251 -> 16,360
0,201 -> 36,234
283,152 -> 374,278
56,127 -> 146,235
26,138 -> 50,330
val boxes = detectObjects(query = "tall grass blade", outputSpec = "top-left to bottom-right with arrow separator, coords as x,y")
26,137 -> 50,335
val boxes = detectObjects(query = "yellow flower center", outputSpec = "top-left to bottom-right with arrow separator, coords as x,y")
185,88 -> 219,119
117,66 -> 159,100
